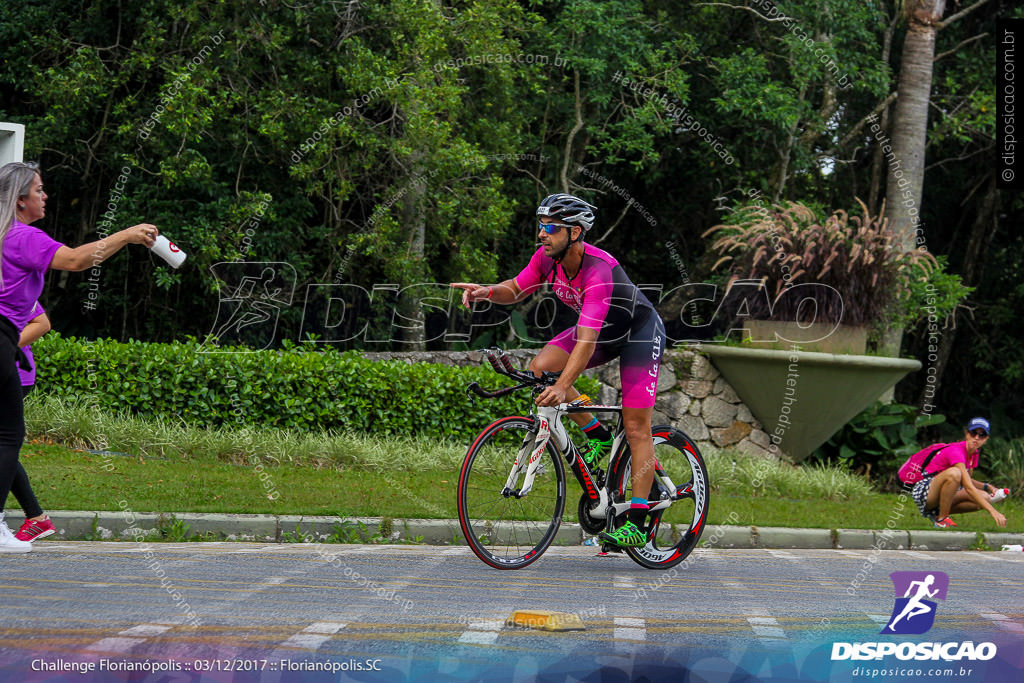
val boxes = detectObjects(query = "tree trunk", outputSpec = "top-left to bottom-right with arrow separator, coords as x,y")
869,7 -> 903,215
868,104 -> 891,216
560,69 -> 585,194
885,0 -> 946,253
772,83 -> 808,202
916,175 -> 999,409
399,149 -> 427,350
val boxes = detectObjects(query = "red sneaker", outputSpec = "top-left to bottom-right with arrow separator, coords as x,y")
933,517 -> 958,528
15,516 -> 56,541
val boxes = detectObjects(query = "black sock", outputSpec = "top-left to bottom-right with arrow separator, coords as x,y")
583,420 -> 611,442
627,500 -> 649,526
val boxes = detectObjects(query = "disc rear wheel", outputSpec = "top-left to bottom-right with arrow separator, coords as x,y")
609,426 -> 710,569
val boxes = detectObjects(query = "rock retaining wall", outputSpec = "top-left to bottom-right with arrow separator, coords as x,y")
360,348 -> 779,460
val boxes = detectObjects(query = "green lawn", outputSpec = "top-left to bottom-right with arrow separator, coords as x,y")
17,444 -> 455,519
716,493 -> 1024,533
15,442 -> 1024,534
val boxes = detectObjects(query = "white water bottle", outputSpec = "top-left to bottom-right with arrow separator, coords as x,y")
150,234 -> 187,268
990,488 -> 1010,503
1001,545 -> 1023,552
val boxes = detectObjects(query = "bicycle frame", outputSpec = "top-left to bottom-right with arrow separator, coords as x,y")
470,348 -> 681,525
461,348 -> 710,570
511,405 -> 607,507
511,403 -> 677,525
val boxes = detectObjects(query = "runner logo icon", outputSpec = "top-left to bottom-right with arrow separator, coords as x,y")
881,571 -> 949,635
205,261 -> 297,351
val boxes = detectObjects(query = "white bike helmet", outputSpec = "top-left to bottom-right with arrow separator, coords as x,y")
536,193 -> 597,233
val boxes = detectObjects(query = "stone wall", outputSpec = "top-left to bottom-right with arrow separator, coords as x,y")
593,349 -> 776,460
359,348 -> 777,460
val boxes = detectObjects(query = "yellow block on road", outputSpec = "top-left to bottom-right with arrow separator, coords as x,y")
507,610 -> 586,632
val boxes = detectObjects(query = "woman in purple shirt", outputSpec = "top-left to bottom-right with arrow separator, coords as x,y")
0,161 -> 158,552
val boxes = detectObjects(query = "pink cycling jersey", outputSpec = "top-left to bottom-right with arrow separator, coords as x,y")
514,244 -> 656,341
514,244 -> 664,408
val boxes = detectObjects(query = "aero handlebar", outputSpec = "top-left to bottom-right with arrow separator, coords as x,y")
466,349 -> 559,399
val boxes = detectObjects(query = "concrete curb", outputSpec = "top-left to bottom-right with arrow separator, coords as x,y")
4,511 -> 1023,550
908,530 -> 979,551
835,528 -> 875,549
752,526 -> 833,549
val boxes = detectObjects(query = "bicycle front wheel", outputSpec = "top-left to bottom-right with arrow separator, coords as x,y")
610,426 -> 710,570
457,416 -> 566,569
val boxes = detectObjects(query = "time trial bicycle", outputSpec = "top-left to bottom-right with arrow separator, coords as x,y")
456,349 -> 710,570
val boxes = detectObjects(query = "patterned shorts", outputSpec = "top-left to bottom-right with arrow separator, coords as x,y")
912,474 -> 936,518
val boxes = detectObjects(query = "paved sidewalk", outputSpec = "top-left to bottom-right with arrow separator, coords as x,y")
5,510 -> 1023,550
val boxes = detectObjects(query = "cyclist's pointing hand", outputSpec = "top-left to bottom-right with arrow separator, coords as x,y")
451,282 -> 490,309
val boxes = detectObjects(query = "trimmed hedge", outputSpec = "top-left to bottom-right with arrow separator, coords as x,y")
31,335 -> 600,439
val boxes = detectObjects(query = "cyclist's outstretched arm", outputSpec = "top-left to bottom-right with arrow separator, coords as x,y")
451,280 -> 525,307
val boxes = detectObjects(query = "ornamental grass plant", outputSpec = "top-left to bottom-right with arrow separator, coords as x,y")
702,198 -> 941,331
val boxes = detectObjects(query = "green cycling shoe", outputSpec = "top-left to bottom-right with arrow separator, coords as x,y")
598,521 -> 649,548
581,437 -> 613,466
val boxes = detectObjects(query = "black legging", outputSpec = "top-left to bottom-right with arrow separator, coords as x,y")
9,386 -> 43,518
0,317 -> 26,514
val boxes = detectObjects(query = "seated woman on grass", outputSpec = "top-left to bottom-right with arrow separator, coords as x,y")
912,418 -> 1008,529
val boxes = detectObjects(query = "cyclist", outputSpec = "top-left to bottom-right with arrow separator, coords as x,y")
452,193 -> 665,548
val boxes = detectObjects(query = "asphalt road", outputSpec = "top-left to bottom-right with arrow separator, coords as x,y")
1,542 -> 1022,682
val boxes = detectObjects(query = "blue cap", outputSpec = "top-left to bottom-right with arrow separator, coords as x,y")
966,417 -> 990,435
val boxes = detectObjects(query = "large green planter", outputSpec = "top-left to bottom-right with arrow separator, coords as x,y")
700,345 -> 921,462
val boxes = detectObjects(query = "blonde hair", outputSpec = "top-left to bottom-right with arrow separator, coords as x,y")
0,161 -> 41,285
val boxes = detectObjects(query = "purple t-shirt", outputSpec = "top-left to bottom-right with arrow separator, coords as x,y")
19,344 -> 35,387
17,301 -> 45,387
923,441 -> 979,474
0,220 -> 63,330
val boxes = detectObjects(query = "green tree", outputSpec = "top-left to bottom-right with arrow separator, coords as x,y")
0,0 -> 1019,434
